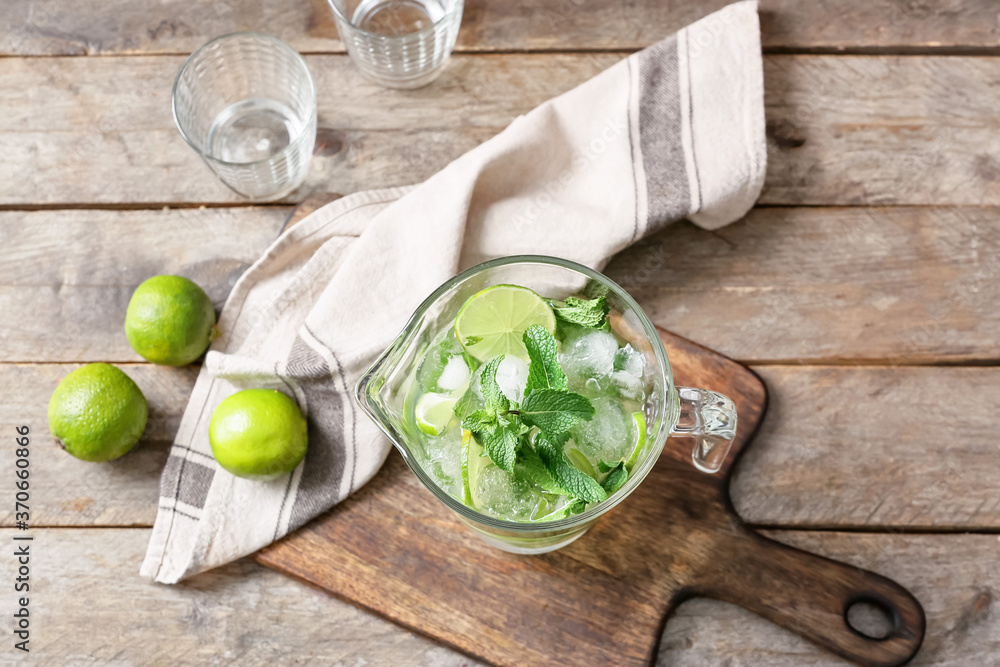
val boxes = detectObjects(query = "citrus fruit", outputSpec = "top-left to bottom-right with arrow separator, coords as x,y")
209,389 -> 308,480
414,392 -> 458,436
461,429 -> 488,507
566,446 -> 597,479
125,275 -> 217,366
48,363 -> 148,462
454,285 -> 556,362
625,411 -> 647,471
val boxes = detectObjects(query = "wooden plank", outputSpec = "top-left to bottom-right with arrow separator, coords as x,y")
3,0 -> 999,56
660,531 -> 1000,666
7,527 -> 486,666
8,528 -> 997,665
605,207 -> 1000,364
0,364 -> 192,527
0,208 -> 289,363
4,363 -> 999,529
4,206 -> 998,364
733,366 -> 1000,529
1,55 -> 998,206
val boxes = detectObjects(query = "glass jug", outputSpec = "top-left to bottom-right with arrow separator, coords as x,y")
356,256 -> 737,554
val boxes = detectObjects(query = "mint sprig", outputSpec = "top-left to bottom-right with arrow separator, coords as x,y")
550,296 -> 609,329
458,318 -> 607,506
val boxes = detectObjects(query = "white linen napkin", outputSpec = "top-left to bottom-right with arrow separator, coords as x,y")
142,0 -> 765,583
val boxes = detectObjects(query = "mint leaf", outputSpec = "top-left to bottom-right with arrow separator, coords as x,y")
463,335 -> 483,346
519,389 -> 594,435
479,355 -> 509,413
523,325 -> 568,396
597,460 -> 615,474
582,280 -> 610,300
453,388 -> 478,420
600,461 -> 628,494
535,432 -> 607,504
567,498 -> 587,514
515,445 -> 568,496
461,409 -> 496,433
550,296 -> 609,329
481,423 -> 518,472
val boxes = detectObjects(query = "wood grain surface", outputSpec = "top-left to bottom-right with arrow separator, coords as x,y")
7,362 -> 1000,530
4,528 -> 996,665
1,1 -> 997,664
3,0 -> 999,55
1,55 -> 998,206
256,329 -> 925,667
4,206 -> 998,364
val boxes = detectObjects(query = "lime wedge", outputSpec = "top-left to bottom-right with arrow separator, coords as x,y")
625,411 -> 647,471
414,393 -> 458,436
461,429 -> 488,508
567,446 -> 597,479
454,285 -> 556,362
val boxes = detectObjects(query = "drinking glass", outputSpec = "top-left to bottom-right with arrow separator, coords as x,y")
327,0 -> 464,88
357,256 -> 738,554
172,33 -> 317,200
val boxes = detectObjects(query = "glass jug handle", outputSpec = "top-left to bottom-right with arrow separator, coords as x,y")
671,387 -> 738,473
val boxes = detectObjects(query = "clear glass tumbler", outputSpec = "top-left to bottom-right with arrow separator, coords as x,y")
328,0 -> 464,88
356,256 -> 738,554
172,33 -> 317,200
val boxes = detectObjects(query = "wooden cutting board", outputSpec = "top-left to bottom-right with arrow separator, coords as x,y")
257,197 -> 925,667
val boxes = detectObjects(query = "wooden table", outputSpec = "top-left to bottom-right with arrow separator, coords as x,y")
2,1 -> 999,664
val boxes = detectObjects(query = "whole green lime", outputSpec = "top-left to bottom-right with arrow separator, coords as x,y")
209,389 -> 308,480
48,363 -> 148,462
125,275 -> 216,366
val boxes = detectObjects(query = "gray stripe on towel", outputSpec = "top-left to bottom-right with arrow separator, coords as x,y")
637,34 -> 690,232
285,335 -> 349,530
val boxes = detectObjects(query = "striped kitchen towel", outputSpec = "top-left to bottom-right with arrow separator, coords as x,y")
141,0 -> 765,583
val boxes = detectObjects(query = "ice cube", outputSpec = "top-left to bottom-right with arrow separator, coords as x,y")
569,397 -> 634,464
418,333 -> 468,394
419,433 -> 462,497
614,344 -> 646,378
437,355 -> 471,393
609,370 -> 644,401
475,464 -> 544,521
495,356 -> 529,404
560,330 -> 619,383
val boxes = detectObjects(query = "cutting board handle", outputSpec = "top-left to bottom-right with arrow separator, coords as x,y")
696,526 -> 925,667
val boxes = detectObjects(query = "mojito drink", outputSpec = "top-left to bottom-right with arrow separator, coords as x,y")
404,283 -> 650,523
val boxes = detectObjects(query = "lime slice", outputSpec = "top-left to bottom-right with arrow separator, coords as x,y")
454,285 -> 556,362
529,496 -> 572,522
567,446 -> 597,479
624,411 -> 647,471
414,393 -> 458,436
461,429 -> 488,507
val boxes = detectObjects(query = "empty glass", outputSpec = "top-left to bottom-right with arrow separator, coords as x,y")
172,33 -> 317,200
328,0 -> 464,88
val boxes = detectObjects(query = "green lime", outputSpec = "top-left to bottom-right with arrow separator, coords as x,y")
461,429 -> 488,508
125,275 -> 217,366
414,392 -> 458,436
567,446 -> 597,479
48,363 -> 148,462
209,389 -> 308,480
454,285 -> 556,362
625,411 -> 647,471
